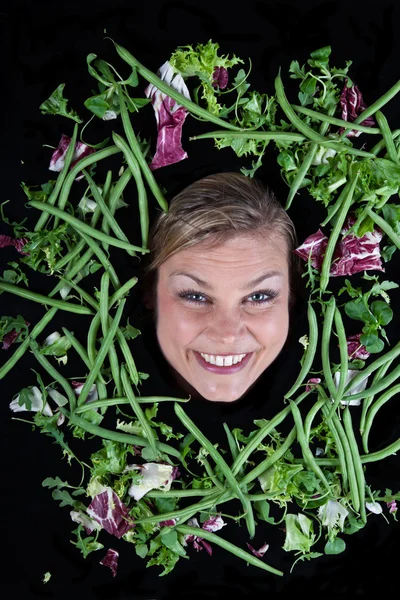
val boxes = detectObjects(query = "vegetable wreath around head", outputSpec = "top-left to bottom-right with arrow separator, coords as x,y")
1,40 -> 400,579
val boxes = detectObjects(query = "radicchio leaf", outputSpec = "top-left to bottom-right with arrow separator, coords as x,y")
49,134 -> 95,180
346,333 -> 370,360
99,548 -> 119,577
87,488 -> 134,539
144,61 -> 191,170
294,215 -> 384,277
339,79 -> 376,137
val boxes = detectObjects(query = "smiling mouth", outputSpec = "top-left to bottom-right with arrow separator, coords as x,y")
193,351 -> 253,374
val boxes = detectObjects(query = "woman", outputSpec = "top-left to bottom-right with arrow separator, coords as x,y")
137,171 -> 304,406
121,173 -> 317,597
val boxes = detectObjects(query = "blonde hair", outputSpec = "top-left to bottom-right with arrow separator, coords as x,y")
142,172 -> 300,304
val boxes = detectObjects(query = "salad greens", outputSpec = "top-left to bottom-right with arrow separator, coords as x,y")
1,39 -> 400,580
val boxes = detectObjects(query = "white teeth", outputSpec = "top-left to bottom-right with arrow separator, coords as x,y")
200,353 -> 247,366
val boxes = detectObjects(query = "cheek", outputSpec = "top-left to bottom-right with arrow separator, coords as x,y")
156,295 -> 203,347
256,306 -> 289,345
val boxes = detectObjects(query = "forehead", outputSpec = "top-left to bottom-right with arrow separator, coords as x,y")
160,233 -> 289,280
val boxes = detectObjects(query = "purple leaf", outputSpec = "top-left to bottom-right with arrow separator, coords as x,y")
212,66 -> 228,89
339,79 -> 376,137
306,378 -> 322,392
99,548 -> 119,577
49,134 -> 95,180
0,234 -> 29,254
294,215 -> 384,277
144,61 -> 191,170
246,542 -> 269,558
87,488 -> 134,539
346,333 -> 370,360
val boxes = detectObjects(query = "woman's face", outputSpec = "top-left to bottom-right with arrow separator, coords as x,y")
155,233 -> 290,402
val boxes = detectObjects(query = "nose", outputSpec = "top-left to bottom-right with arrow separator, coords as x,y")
206,307 -> 246,345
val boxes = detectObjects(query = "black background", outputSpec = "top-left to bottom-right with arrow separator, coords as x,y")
2,0 -> 400,598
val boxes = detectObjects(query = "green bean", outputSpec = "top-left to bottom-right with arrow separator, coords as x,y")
284,301 -> 319,399
146,488 -> 216,498
285,143 -> 318,210
320,174 -> 356,227
115,329 -> 139,386
27,200 -> 148,254
77,299 -> 126,406
365,207 -> 400,250
53,145 -> 121,227
370,129 -> 400,156
62,326 -> 101,376
275,73 -> 330,142
51,237 -> 91,274
30,340 -> 77,412
319,171 -> 359,294
121,365 -> 159,459
320,403 -> 348,493
34,123 -> 79,231
87,312 -> 101,366
63,409 -> 181,459
0,307 -> 58,379
114,42 -> 242,132
360,357 -> 394,439
117,86 -> 167,216
77,231 -> 120,289
190,130 -> 305,142
322,403 -> 359,510
100,272 -> 122,397
321,296 -> 338,401
0,282 -> 93,315
360,435 -> 400,463
51,203 -> 103,275
289,400 -> 331,492
223,423 -> 239,461
341,362 -> 400,403
343,341 -> 400,394
304,397 -> 326,441
292,104 -> 381,134
315,141 -> 375,159
108,277 -> 138,308
176,525 -> 283,576
102,169 -> 131,253
74,395 -> 189,413
353,78 -> 400,125
61,326 -> 108,402
375,110 -> 399,164
342,407 -> 366,522
57,276 -> 98,310
201,457 -> 225,490
232,389 -> 310,476
133,489 -> 229,525
300,433 -> 400,465
174,403 -> 256,539
239,427 -> 297,487
82,169 -> 137,258
108,168 -> 132,213
362,384 -> 400,454
326,306 -> 349,419
111,131 -> 150,247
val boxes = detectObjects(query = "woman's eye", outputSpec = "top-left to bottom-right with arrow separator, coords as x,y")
246,290 -> 277,304
178,290 -> 207,304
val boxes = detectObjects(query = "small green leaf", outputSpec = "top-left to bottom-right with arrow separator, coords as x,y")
39,83 -> 82,122
370,300 -> 393,326
324,537 -> 346,554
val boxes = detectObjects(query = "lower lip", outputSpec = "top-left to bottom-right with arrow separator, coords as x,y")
193,351 -> 253,374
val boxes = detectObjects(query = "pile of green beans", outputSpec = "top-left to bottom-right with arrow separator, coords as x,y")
1,40 -> 400,576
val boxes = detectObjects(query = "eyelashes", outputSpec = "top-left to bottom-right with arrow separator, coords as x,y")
177,288 -> 278,306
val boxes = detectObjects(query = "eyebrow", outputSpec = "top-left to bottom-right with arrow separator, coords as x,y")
169,270 -> 283,291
